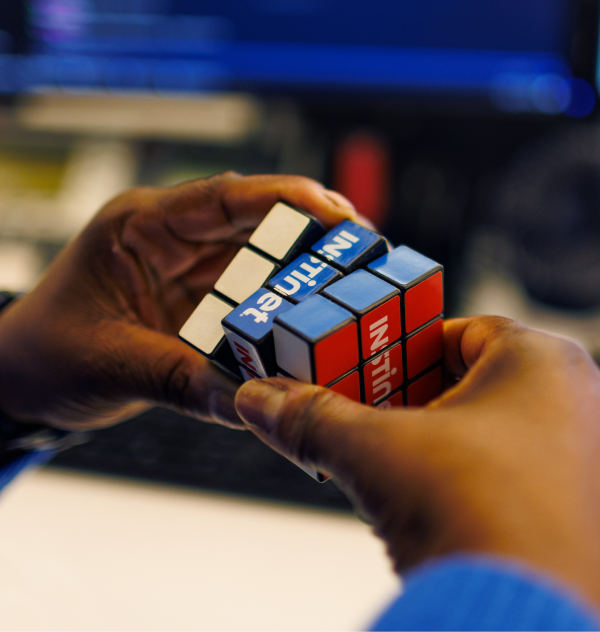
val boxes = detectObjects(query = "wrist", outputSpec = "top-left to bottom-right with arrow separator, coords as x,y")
0,291 -> 86,454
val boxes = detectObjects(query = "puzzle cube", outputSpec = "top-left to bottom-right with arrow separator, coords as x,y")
406,364 -> 443,407
322,269 -> 400,360
311,219 -> 389,273
178,292 -> 241,381
327,369 -> 362,403
405,317 -> 444,381
273,294 -> 358,386
375,388 -> 405,410
367,246 -> 443,335
266,253 -> 341,303
222,288 -> 294,378
240,365 -> 260,382
362,340 -> 404,405
214,247 -> 279,305
248,202 -> 325,265
178,200 -> 446,483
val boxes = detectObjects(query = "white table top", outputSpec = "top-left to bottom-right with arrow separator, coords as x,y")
0,468 -> 399,631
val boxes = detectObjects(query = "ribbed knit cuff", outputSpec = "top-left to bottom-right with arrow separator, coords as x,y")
371,555 -> 600,631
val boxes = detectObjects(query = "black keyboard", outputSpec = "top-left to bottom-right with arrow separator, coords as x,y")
51,407 -> 353,512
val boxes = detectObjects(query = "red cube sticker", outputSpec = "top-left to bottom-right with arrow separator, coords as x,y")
360,295 -> 401,359
406,318 -> 443,380
314,321 -> 359,386
328,371 -> 361,403
404,271 -> 443,334
362,342 -> 403,405
376,389 -> 405,410
406,365 -> 443,407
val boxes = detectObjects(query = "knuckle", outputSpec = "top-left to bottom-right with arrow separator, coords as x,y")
161,356 -> 193,411
205,171 -> 242,188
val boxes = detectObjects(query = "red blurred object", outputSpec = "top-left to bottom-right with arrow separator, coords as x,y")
333,132 -> 391,229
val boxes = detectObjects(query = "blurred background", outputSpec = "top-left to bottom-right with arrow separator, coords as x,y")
1,1 -> 600,629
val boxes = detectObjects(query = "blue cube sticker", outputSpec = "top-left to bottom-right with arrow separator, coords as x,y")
323,269 -> 397,313
310,220 -> 382,270
267,253 -> 341,303
367,246 -> 439,288
223,288 -> 294,343
275,294 -> 354,342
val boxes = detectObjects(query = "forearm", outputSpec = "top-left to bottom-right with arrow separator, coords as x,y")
0,291 -> 82,490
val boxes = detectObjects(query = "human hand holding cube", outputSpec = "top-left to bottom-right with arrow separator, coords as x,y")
179,201 -> 445,479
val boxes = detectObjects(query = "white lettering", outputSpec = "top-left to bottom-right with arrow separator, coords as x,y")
373,368 -> 398,388
319,235 -> 354,258
370,316 -> 388,331
339,230 -> 360,243
373,381 -> 392,399
291,269 -> 312,285
241,308 -> 268,324
371,353 -> 391,378
369,323 -> 389,354
256,292 -> 282,311
300,260 -> 325,278
275,276 -> 301,296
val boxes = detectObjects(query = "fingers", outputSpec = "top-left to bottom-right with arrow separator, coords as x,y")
234,378 -> 407,477
443,316 -> 526,378
109,322 -> 244,428
161,173 -> 357,241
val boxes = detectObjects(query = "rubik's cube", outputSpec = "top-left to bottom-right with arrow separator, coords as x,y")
179,202 -> 444,412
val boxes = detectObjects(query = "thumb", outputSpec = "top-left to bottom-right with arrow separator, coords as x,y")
234,377 -> 410,478
235,378 -> 459,570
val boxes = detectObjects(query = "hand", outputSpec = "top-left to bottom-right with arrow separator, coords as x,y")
235,316 -> 600,607
0,172 -> 356,430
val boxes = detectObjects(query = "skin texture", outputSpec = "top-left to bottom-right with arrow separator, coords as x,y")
235,316 -> 600,610
0,172 -> 356,430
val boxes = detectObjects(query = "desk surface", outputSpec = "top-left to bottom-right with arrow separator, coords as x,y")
0,468 -> 398,631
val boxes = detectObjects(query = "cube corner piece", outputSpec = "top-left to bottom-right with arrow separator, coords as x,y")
248,202 -> 325,265
178,292 -> 242,382
367,245 -> 444,335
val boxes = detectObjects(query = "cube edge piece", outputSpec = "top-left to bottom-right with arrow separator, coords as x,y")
213,247 -> 279,306
266,253 -> 342,304
367,245 -> 444,291
222,288 -> 294,378
248,202 -> 325,264
273,295 -> 357,385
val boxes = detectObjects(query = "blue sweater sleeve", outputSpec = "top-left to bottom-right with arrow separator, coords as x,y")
0,450 -> 54,492
371,555 -> 600,631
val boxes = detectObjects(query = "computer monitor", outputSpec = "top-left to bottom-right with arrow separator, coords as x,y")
0,0 -> 597,117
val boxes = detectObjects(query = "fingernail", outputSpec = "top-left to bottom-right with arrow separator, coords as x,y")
235,380 -> 287,434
